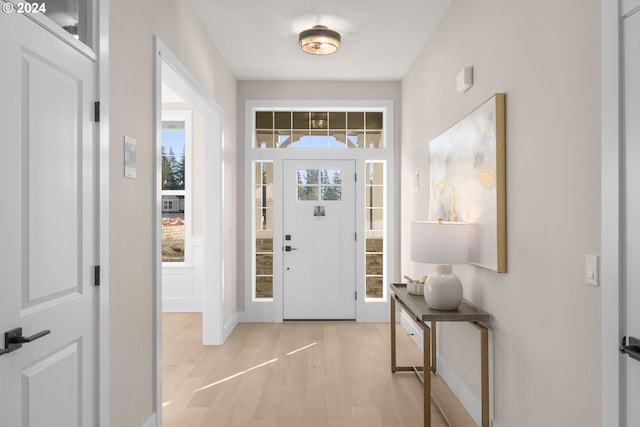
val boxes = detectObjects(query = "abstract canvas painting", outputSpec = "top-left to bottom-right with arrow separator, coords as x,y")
428,93 -> 506,272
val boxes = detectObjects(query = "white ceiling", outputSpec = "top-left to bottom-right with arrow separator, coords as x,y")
188,0 -> 451,81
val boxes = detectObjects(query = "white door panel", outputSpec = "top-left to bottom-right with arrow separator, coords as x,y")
24,48 -> 82,305
623,0 -> 640,16
623,8 -> 640,425
283,160 -> 356,319
22,342 -> 81,427
0,12 -> 97,427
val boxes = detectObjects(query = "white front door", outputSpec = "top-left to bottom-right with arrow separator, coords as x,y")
623,6 -> 640,424
283,160 -> 356,319
0,12 -> 98,427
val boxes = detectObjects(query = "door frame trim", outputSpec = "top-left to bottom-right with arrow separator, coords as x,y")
243,100 -> 396,323
98,0 -> 109,425
601,0 -> 626,425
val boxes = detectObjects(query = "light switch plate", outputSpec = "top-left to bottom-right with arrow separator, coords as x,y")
586,254 -> 599,286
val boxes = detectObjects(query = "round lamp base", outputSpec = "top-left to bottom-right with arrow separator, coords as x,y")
423,264 -> 463,310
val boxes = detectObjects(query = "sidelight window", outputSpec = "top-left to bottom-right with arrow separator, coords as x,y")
365,162 -> 385,299
255,161 -> 274,299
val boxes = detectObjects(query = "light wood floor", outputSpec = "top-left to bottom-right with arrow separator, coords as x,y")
162,313 -> 476,427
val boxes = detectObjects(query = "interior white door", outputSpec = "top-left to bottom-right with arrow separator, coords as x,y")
0,12 -> 98,427
623,6 -> 640,424
283,160 -> 356,319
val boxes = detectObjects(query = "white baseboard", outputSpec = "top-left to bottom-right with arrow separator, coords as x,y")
437,355 -> 482,426
223,312 -> 240,342
142,413 -> 157,427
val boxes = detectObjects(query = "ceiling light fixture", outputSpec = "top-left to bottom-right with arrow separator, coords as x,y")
298,25 -> 341,55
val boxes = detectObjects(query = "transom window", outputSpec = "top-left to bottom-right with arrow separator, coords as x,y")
255,111 -> 384,149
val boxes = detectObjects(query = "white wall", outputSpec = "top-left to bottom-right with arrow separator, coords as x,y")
108,0 -> 238,425
401,1 -> 601,426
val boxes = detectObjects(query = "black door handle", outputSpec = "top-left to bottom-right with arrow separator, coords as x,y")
285,246 -> 297,252
1,327 -> 51,356
17,329 -> 51,343
620,336 -> 640,362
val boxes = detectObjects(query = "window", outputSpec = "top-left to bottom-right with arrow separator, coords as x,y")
161,112 -> 191,263
297,169 -> 342,201
255,110 -> 384,149
365,162 -> 385,298
255,161 -> 273,298
43,0 -> 93,48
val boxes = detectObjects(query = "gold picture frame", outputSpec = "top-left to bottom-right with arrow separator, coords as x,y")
428,93 -> 506,272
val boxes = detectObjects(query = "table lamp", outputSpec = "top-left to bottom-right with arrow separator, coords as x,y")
410,220 -> 470,310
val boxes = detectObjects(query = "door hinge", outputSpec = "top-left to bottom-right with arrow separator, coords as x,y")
94,265 -> 100,286
93,101 -> 100,122
355,232 -> 357,241
355,173 -> 357,182
355,291 -> 358,300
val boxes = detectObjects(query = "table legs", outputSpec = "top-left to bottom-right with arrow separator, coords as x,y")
391,295 -> 431,427
423,322 -> 431,427
391,296 -> 491,427
430,321 -> 437,373
473,321 -> 490,427
391,295 -> 396,372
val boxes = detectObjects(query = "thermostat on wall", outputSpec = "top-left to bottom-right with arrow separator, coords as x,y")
124,136 -> 137,178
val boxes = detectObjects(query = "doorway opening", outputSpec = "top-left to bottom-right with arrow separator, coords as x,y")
154,37 -> 224,425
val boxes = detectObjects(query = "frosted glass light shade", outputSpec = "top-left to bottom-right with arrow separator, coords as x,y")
299,25 -> 341,55
410,221 -> 470,265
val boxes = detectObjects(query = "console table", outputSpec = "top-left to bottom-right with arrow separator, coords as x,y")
390,283 -> 491,427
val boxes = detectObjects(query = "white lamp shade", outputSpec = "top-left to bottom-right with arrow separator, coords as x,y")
410,221 -> 470,265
